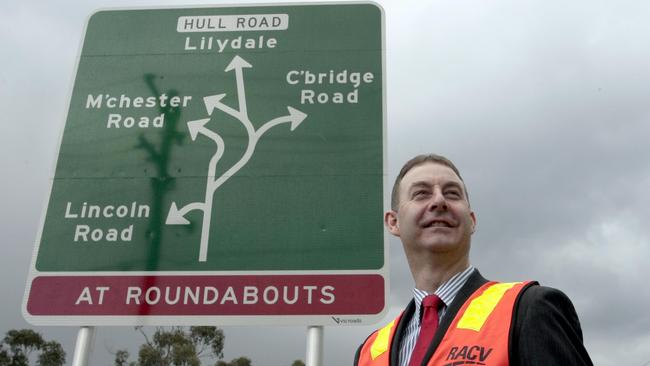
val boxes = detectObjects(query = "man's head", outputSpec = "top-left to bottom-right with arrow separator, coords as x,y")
385,154 -> 476,261
390,154 -> 469,211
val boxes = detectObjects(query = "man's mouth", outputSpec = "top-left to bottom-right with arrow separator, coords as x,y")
424,220 -> 453,228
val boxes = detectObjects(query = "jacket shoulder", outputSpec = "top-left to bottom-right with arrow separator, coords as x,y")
510,284 -> 593,366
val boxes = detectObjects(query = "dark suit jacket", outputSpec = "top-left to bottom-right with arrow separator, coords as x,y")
355,270 -> 593,365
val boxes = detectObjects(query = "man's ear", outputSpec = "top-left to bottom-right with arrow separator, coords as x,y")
470,211 -> 477,234
384,210 -> 400,237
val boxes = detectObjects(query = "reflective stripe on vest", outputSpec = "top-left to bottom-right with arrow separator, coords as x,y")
357,314 -> 403,365
356,281 -> 532,366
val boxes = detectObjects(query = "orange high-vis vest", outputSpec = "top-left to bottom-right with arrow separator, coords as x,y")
357,281 -> 534,366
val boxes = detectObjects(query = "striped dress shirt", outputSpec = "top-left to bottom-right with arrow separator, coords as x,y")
398,266 -> 476,366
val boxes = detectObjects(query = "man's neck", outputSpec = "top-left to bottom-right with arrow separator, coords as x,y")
410,255 -> 470,293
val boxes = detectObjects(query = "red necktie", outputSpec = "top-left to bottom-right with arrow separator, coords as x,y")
408,294 -> 443,366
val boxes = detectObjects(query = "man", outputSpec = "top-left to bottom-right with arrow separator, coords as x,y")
355,154 -> 592,366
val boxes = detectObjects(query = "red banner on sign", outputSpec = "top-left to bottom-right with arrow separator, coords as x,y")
27,274 -> 384,316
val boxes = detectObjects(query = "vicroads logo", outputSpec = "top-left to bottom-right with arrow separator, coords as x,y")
331,317 -> 362,325
443,345 -> 493,366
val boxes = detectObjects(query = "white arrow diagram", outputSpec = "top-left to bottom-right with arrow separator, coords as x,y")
212,106 -> 309,191
225,55 -> 252,120
203,93 -> 255,138
167,55 -> 308,262
166,202 -> 205,225
204,94 -> 239,119
166,118 -> 225,228
256,106 -> 308,137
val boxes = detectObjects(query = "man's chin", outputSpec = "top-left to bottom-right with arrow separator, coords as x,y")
420,241 -> 459,253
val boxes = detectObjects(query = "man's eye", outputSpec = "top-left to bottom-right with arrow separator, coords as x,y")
445,190 -> 461,198
413,190 -> 430,199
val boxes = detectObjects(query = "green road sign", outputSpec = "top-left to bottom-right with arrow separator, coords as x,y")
24,2 -> 386,325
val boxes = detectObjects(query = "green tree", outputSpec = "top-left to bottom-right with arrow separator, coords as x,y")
36,342 -> 65,366
118,327 -> 303,366
215,357 -> 251,366
0,329 -> 65,366
114,349 -> 131,366
116,327 -> 226,366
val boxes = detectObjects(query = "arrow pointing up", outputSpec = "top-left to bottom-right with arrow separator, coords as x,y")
187,118 -> 211,141
186,119 -> 225,165
225,55 -> 253,119
225,55 -> 252,72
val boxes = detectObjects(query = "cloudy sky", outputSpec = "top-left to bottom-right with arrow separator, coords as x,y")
2,0 -> 650,365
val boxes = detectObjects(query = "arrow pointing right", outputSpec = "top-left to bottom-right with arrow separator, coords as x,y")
287,106 -> 308,131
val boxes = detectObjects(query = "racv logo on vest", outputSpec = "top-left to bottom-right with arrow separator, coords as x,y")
443,345 -> 493,366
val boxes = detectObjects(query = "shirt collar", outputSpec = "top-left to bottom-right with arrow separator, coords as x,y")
412,265 -> 476,320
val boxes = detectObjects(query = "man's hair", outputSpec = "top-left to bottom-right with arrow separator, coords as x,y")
390,153 -> 469,210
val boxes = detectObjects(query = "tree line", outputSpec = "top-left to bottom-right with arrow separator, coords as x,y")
0,327 -> 304,366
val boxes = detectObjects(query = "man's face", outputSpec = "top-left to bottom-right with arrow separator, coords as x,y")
385,162 -> 477,257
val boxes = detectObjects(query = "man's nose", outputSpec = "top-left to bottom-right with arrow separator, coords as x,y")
427,188 -> 447,211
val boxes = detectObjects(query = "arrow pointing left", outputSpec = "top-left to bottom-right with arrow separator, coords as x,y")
166,202 -> 205,225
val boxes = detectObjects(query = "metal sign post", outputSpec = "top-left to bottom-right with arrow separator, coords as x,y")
306,325 -> 324,366
71,326 -> 95,366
